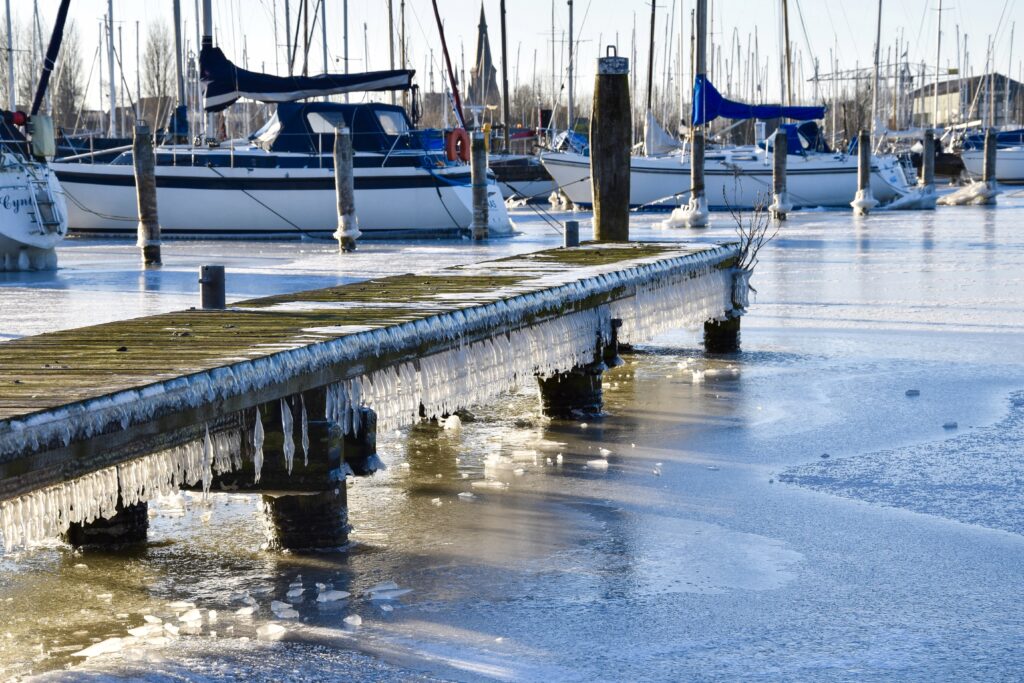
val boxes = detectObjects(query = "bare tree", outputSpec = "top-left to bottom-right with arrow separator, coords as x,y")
142,20 -> 174,100
51,25 -> 83,130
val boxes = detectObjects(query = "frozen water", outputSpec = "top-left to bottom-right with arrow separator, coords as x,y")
343,615 -> 363,627
72,637 -> 124,658
280,398 -> 295,475
316,590 -> 350,603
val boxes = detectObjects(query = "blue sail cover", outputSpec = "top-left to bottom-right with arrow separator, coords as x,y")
692,75 -> 825,126
200,45 -> 415,112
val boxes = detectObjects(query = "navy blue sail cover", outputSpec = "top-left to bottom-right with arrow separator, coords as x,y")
692,75 -> 825,126
200,45 -> 415,112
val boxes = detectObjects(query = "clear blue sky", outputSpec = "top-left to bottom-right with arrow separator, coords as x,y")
13,0 -> 1023,109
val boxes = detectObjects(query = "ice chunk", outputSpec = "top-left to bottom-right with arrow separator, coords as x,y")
286,587 -> 304,599
443,414 -> 462,430
167,601 -> 196,611
300,394 -> 310,467
178,609 -> 203,623
275,607 -> 299,619
586,459 -> 609,470
343,615 -> 363,627
127,624 -> 163,638
369,588 -> 412,601
72,637 -> 124,658
691,370 -> 705,384
270,601 -> 292,612
163,623 -> 180,636
257,623 -> 286,640
380,604 -> 394,612
143,615 -> 162,625
431,497 -> 443,506
316,590 -> 350,603
598,447 -> 612,457
470,480 -> 508,489
458,491 -> 476,501
235,606 -> 256,616
208,610 -> 218,622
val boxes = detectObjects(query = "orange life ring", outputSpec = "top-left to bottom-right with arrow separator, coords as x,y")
445,128 -> 471,162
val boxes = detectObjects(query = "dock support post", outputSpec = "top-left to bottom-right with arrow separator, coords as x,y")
199,265 -> 225,309
262,488 -> 349,552
538,364 -> 603,418
920,128 -> 936,191
769,130 -> 789,221
332,124 -> 361,252
590,47 -> 631,242
703,315 -> 741,354
66,501 -> 148,548
132,122 -> 161,265
851,130 -> 877,215
563,219 -> 580,247
470,131 -> 489,240
344,407 -> 381,476
982,128 -> 998,201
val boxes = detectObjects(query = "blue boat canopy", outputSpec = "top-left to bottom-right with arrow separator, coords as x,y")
200,45 -> 415,112
692,75 -> 825,126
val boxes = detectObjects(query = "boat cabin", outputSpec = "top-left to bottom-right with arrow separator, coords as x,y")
251,101 -> 426,156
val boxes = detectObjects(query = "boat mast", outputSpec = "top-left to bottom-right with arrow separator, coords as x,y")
5,0 -> 13,111
430,0 -> 465,128
400,0 -> 407,109
343,0 -> 349,101
870,0 -> 882,149
173,0 -> 186,136
1006,22 -> 1015,125
29,0 -> 72,117
284,0 -> 292,75
933,0 -> 942,128
646,0 -> 655,112
321,0 -> 328,74
107,0 -> 117,136
201,0 -> 218,144
781,0 -> 793,106
567,0 -> 574,131
500,0 -> 511,151
387,0 -> 395,105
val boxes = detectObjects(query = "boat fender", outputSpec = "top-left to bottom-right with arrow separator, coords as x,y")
445,128 -> 471,163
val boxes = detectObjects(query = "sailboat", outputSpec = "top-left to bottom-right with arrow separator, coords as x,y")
52,4 -> 512,238
0,0 -> 70,271
542,76 -> 913,210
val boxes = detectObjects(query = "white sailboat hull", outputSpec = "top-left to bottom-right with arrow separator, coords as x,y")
0,160 -> 67,271
541,150 -> 909,209
961,147 -> 1024,184
52,163 -> 513,238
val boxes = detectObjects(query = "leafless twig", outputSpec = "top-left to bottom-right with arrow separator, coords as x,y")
723,188 -> 779,272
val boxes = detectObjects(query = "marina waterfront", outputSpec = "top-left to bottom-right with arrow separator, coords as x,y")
2,196 -> 1023,680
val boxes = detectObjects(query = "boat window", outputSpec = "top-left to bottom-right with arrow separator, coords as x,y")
308,111 -> 348,134
376,110 -> 409,136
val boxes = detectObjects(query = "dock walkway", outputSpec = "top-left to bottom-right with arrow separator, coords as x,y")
0,242 -> 740,548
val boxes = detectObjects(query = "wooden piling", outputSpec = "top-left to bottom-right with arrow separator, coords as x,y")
770,130 -> 789,221
471,131 -> 489,240
590,47 -> 631,242
983,128 -> 997,185
920,128 -> 935,189
332,124 -> 361,252
851,130 -> 877,215
132,123 -> 161,265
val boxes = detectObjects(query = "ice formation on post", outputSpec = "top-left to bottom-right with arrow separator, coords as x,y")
300,394 -> 310,467
253,408 -> 265,483
0,429 -> 242,549
201,425 -> 213,501
280,398 -> 295,475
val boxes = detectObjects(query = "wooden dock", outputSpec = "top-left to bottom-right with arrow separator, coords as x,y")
0,241 -> 742,549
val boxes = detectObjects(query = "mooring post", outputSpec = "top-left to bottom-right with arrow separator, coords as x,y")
470,131 -> 489,240
769,129 -> 789,221
132,122 -> 161,265
199,265 -> 226,310
920,128 -> 936,191
65,500 -> 149,548
590,46 -> 631,241
332,124 -> 361,252
343,407 -> 381,476
538,332 -> 606,418
982,127 -> 998,189
851,130 -> 877,215
564,219 -> 580,247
